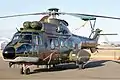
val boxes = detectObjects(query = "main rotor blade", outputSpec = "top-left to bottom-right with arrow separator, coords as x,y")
1,11 -> 120,20
0,12 -> 48,18
60,12 -> 120,20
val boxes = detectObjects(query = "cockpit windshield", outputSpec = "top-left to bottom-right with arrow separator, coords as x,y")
12,32 -> 33,43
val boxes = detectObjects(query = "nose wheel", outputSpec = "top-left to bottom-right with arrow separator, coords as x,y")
20,64 -> 30,75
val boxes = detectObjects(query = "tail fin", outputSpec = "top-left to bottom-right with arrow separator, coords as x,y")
90,28 -> 102,53
90,29 -> 117,53
91,28 -> 102,41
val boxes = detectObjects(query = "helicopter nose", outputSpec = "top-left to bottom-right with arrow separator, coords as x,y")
2,47 -> 15,59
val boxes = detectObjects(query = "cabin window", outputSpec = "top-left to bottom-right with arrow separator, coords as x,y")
78,42 -> 82,49
50,39 -> 55,49
72,41 -> 75,48
54,39 -> 59,47
39,36 -> 42,45
64,40 -> 68,47
60,38 -> 70,47
67,40 -> 73,48
60,39 -> 64,47
32,35 -> 42,45
33,35 -> 39,45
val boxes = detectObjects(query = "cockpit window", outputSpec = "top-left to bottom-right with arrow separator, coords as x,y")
20,35 -> 32,43
12,32 -> 42,45
12,32 -> 33,43
13,35 -> 19,41
16,44 -> 32,54
12,34 -> 32,43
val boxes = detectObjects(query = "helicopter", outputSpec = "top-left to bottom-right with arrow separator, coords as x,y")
1,8 -> 118,75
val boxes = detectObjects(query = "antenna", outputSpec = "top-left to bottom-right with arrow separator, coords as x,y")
16,27 -> 20,32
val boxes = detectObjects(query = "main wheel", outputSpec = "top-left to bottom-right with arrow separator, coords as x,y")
20,67 -> 24,74
78,63 -> 85,69
24,68 -> 30,75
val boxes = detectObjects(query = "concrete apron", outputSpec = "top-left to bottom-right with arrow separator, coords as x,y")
90,49 -> 120,60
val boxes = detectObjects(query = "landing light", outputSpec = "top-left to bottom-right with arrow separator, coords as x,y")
4,51 -> 8,54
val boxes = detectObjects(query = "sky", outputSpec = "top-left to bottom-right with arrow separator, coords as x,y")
0,0 -> 120,43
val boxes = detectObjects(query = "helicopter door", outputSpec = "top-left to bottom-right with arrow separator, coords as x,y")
32,35 -> 39,55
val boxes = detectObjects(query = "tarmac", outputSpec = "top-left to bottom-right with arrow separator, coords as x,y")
0,50 -> 120,80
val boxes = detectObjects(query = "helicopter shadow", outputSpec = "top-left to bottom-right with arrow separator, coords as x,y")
111,60 -> 120,64
30,63 -> 78,74
85,60 -> 110,69
30,60 -> 110,74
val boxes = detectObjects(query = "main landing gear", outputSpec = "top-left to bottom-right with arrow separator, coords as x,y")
78,63 -> 86,69
20,64 -> 30,75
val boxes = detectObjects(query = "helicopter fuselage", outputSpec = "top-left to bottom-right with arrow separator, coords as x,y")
2,29 -> 99,64
2,17 -> 102,65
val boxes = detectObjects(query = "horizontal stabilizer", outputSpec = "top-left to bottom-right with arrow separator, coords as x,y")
98,33 -> 118,35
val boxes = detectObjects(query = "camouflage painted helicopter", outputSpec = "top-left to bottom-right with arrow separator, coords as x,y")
1,8 -> 118,75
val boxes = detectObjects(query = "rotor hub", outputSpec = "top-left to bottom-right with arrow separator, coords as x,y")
48,8 -> 59,12
48,8 -> 59,18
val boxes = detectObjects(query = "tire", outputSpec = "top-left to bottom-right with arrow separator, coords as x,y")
78,64 -> 85,70
25,68 -> 30,75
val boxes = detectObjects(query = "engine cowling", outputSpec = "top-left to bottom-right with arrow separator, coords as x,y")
23,21 -> 31,29
23,21 -> 43,30
30,21 -> 42,30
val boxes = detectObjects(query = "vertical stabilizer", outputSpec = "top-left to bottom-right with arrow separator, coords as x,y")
90,28 -> 102,53
91,28 -> 102,42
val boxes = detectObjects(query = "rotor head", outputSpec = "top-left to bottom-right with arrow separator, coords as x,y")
48,8 -> 59,12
